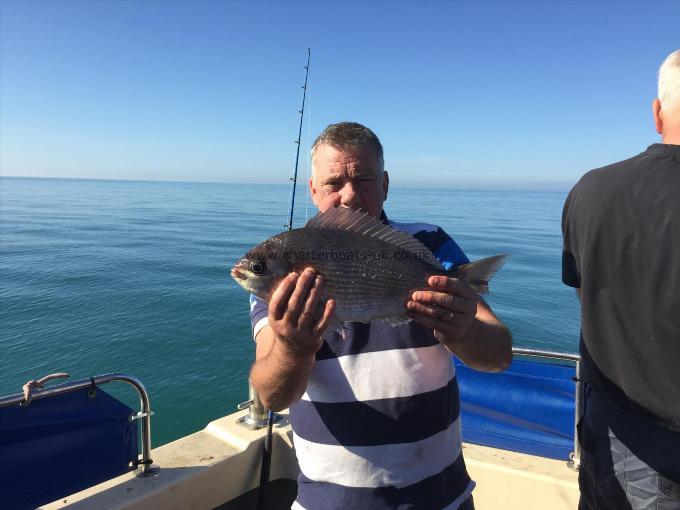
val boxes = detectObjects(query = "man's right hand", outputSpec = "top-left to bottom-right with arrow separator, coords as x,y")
250,268 -> 335,411
268,267 -> 335,358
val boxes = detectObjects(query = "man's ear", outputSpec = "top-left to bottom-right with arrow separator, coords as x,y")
383,170 -> 389,201
653,99 -> 663,135
309,176 -> 319,206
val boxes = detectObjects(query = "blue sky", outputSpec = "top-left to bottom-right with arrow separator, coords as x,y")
1,1 -> 678,189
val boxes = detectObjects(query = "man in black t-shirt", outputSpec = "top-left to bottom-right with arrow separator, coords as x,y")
562,49 -> 680,510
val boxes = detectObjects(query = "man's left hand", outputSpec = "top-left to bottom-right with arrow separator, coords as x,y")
406,275 -> 478,343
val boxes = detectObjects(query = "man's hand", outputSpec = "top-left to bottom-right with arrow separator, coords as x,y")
406,275 -> 512,372
250,267 -> 335,411
406,275 -> 478,342
268,267 -> 335,357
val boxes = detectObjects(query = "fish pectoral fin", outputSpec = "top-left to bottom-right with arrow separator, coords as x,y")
383,314 -> 412,327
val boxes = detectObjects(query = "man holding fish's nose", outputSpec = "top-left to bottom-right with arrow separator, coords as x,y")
248,122 -> 512,510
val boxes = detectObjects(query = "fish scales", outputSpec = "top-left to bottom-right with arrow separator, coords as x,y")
273,228 -> 436,322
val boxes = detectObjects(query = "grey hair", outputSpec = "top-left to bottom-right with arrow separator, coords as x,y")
310,122 -> 384,178
658,49 -> 680,111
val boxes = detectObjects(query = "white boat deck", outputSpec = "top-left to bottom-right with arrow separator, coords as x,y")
41,409 -> 578,510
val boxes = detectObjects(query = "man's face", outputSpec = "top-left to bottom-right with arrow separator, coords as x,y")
309,143 -> 389,219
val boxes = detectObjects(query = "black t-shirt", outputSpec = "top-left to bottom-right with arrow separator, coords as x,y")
562,143 -> 680,430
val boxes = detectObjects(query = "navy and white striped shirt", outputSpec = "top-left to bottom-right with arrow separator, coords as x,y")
249,214 -> 473,509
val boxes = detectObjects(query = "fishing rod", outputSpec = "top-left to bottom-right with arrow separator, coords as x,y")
285,47 -> 311,231
257,48 -> 311,510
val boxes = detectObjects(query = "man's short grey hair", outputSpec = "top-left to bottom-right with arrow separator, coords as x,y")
310,122 -> 384,178
658,49 -> 680,111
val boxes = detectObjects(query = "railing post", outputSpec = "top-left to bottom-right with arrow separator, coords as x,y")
510,347 -> 582,470
568,359 -> 582,470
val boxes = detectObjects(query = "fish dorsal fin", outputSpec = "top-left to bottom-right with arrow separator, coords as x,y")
306,207 -> 442,268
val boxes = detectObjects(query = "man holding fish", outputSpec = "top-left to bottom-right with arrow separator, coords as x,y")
232,122 -> 512,510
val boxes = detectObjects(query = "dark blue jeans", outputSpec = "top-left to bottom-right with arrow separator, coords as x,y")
578,385 -> 680,510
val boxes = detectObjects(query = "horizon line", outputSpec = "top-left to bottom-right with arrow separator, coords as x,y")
0,174 -> 575,192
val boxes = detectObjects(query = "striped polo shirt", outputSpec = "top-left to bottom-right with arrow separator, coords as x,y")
249,214 -> 474,510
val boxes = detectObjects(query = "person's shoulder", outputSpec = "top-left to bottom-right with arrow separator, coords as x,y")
573,149 -> 650,192
250,294 -> 268,317
388,219 -> 446,251
388,220 -> 440,236
249,294 -> 269,341
388,218 -> 469,268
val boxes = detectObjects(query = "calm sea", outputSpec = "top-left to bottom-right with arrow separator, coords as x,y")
0,177 -> 580,446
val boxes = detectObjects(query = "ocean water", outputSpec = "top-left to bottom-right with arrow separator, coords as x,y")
0,177 -> 580,446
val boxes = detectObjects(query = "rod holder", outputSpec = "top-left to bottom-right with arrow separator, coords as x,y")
236,382 -> 283,430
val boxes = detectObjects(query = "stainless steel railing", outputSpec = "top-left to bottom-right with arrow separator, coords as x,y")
512,347 -> 582,470
0,373 -> 155,476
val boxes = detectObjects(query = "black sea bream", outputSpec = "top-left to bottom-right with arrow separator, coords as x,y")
231,207 -> 508,326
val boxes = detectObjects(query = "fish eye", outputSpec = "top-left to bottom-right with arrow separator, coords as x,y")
250,261 -> 265,275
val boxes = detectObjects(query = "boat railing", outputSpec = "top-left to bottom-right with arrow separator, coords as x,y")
0,372 -> 155,476
512,347 -> 582,469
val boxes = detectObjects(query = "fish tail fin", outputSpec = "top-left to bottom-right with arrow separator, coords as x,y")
447,254 -> 510,294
